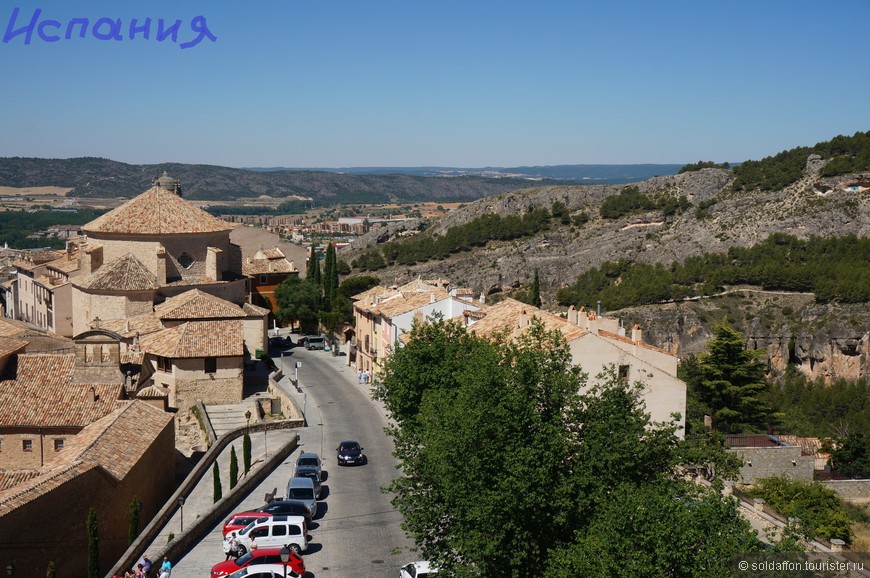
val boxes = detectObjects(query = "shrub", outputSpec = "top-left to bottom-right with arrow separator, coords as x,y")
748,476 -> 852,542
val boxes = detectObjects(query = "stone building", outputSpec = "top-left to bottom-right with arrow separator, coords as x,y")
242,246 -> 299,313
71,172 -> 246,336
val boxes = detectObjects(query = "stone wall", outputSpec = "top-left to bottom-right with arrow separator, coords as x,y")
0,419 -> 175,578
728,446 -> 814,484
821,479 -> 870,503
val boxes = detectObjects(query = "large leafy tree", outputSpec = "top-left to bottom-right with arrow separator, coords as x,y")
275,276 -> 321,333
693,321 -> 771,433
382,319 -> 759,577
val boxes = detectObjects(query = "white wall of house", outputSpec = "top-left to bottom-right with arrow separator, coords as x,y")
569,332 -> 686,437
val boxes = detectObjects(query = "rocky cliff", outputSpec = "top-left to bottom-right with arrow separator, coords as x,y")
341,160 -> 870,382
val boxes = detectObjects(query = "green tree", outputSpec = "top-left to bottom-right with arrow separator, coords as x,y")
305,244 -> 318,282
827,431 -> 870,479
45,561 -> 56,578
694,322 -> 771,433
243,433 -> 252,475
531,268 -> 542,307
213,462 -> 222,503
275,276 -> 321,333
381,319 -> 758,577
322,243 -> 339,311
86,507 -> 99,578
229,446 -> 239,489
128,497 -> 140,546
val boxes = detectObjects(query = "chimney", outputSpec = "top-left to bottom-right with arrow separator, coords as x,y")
567,305 -> 577,325
430,292 -> 435,304
518,309 -> 529,329
88,387 -> 96,403
586,312 -> 598,334
125,320 -> 131,333
631,324 -> 642,344
479,292 -> 486,304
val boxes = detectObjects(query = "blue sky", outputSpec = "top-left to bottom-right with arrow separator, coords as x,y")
1,0 -> 868,168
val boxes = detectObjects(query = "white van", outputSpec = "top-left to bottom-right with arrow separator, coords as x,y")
305,336 -> 326,350
236,515 -> 307,555
400,561 -> 438,578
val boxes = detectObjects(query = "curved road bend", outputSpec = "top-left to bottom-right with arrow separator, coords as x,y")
171,346 -> 413,578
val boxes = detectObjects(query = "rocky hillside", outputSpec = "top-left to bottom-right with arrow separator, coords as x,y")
340,156 -> 870,382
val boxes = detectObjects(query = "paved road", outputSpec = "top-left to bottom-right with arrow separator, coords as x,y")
169,344 -> 414,578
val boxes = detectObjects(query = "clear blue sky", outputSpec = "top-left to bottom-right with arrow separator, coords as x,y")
1,0 -> 868,168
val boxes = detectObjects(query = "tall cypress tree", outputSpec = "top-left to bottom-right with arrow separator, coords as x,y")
306,244 -> 318,282
229,446 -> 239,489
86,508 -> 99,578
128,497 -> 140,546
323,243 -> 338,311
213,461 -> 223,503
243,433 -> 252,475
531,269 -> 542,308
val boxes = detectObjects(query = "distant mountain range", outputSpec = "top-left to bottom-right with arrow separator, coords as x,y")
245,164 -> 684,183
0,158 -> 680,203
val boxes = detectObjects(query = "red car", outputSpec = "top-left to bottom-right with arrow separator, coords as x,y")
222,511 -> 272,537
211,548 -> 305,578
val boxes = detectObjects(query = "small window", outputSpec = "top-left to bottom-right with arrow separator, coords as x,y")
272,525 -> 287,537
54,439 -> 64,451
618,364 -> 630,381
178,252 -> 193,269
23,439 -> 33,452
204,357 -> 217,374
288,524 -> 301,536
157,356 -> 172,372
259,275 -> 268,284
251,527 -> 268,538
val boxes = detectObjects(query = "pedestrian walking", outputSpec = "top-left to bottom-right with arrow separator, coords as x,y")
357,368 -> 362,384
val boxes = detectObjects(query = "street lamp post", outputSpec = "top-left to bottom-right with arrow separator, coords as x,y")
245,410 -> 251,430
177,495 -> 186,533
279,545 -> 290,578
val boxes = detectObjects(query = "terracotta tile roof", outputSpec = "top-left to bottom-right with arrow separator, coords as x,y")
397,278 -> 441,292
136,384 -> 169,399
0,401 -> 172,513
11,250 -> 64,271
242,302 -> 270,316
0,470 -> 40,492
73,253 -> 158,291
45,400 -> 172,480
598,329 -> 672,355
376,289 -> 452,318
468,298 -> 587,342
98,313 -> 165,338
351,285 -> 398,304
0,462 -> 94,515
0,354 -> 123,427
0,335 -> 28,358
82,185 -> 234,235
154,289 -> 246,320
139,320 -> 244,358
0,318 -> 30,338
243,256 -> 297,276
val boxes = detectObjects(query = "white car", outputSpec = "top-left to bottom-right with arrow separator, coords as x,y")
400,561 -> 438,578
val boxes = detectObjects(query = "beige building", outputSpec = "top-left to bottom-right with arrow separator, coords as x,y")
71,172 -> 246,336
352,279 -> 483,376
242,246 -> 299,313
11,242 -> 86,337
466,299 -> 687,437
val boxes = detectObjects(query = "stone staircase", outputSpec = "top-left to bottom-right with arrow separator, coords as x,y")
205,404 -> 256,438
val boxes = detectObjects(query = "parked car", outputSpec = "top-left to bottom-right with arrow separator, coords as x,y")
304,336 -> 326,350
294,452 -> 322,478
400,561 -> 439,578
235,515 -> 307,555
294,467 -> 322,499
257,499 -> 313,523
336,440 -> 366,466
285,476 -> 318,517
268,336 -> 292,349
226,564 -> 302,578
211,547 -> 305,578
222,512 -> 272,537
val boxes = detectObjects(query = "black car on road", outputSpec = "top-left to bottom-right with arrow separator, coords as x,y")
336,440 -> 366,466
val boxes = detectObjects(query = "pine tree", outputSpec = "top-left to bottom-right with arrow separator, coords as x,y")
696,321 -> 771,433
86,508 -> 99,578
229,446 -> 239,489
243,433 -> 252,475
213,461 -> 222,503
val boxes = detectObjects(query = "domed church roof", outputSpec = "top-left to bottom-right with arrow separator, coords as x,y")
82,173 -> 233,235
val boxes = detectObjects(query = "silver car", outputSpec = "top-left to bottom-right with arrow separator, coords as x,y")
285,476 -> 317,517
